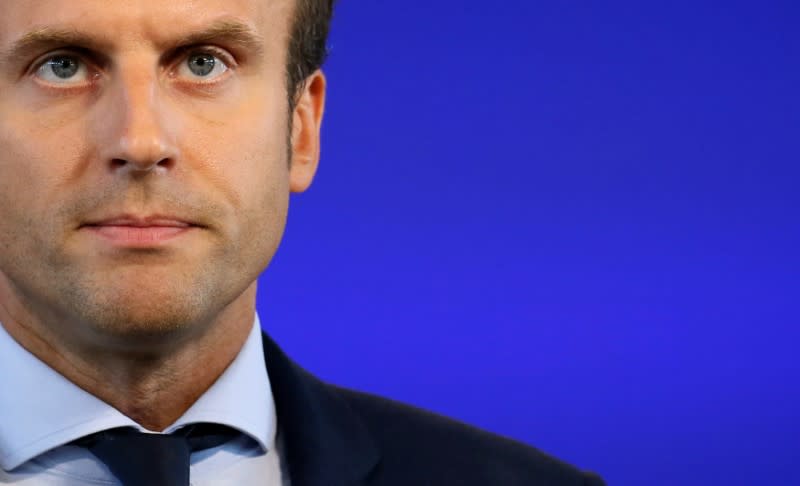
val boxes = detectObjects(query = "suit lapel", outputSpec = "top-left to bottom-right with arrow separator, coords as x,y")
261,332 -> 381,486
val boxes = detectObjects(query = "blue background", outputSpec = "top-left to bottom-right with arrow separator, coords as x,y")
258,2 -> 799,484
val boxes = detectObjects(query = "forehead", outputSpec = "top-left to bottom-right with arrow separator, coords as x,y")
0,0 -> 293,52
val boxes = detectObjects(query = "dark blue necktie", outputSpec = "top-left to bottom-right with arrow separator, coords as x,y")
79,424 -> 238,486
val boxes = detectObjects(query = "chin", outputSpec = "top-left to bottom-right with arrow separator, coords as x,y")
47,260 -> 249,349
90,302 -> 205,341
65,282 -> 214,348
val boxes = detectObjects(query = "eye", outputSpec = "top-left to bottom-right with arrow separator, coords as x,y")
176,50 -> 230,81
34,54 -> 91,84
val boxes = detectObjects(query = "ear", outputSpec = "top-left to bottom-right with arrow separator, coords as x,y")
289,70 -> 326,193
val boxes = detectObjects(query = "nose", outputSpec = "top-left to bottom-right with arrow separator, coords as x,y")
93,67 -> 179,174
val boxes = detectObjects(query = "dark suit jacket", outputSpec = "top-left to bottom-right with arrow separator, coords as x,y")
262,332 -> 605,486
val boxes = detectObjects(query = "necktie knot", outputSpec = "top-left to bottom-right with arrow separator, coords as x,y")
78,424 -> 239,486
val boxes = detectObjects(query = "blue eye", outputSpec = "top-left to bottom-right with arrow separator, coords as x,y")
179,52 -> 229,80
35,55 -> 89,84
48,57 -> 79,78
187,54 -> 216,76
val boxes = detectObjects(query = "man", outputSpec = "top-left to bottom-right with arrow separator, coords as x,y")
0,0 -> 605,484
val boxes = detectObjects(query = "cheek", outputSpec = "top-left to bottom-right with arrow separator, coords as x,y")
231,122 -> 291,240
187,102 -> 292,255
0,110 -> 98,274
0,120 -> 65,267
196,90 -> 291,207
0,107 -> 90,208
0,118 -> 56,227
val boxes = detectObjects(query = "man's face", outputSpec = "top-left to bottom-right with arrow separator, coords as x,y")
0,0 -> 319,345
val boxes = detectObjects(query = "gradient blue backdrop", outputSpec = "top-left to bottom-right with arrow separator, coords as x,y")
257,2 -> 800,484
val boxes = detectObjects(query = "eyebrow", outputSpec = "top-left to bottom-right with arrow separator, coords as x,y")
0,18 -> 265,67
162,19 -> 265,59
0,27 -> 110,66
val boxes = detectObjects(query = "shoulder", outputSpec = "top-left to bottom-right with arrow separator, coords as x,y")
328,384 -> 605,486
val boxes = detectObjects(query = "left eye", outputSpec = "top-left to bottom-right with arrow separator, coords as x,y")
34,55 -> 91,84
177,52 -> 229,80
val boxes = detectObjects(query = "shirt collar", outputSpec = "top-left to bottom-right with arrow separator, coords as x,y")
0,315 -> 275,471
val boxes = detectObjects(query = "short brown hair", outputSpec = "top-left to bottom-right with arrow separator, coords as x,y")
286,0 -> 335,107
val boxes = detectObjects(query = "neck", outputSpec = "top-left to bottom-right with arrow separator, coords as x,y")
0,282 -> 256,431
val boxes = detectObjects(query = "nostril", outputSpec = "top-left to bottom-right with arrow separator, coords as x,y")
109,157 -> 173,172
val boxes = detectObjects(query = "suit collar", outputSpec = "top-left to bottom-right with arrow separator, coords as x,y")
261,332 -> 380,486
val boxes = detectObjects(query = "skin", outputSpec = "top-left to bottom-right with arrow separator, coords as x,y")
0,0 -> 325,430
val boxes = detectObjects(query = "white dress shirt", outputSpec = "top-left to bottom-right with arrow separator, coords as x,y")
0,316 -> 289,485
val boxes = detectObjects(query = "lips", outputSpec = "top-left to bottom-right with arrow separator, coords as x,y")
85,215 -> 194,228
82,215 -> 199,246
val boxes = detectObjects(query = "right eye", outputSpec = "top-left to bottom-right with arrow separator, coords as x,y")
33,54 -> 92,85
